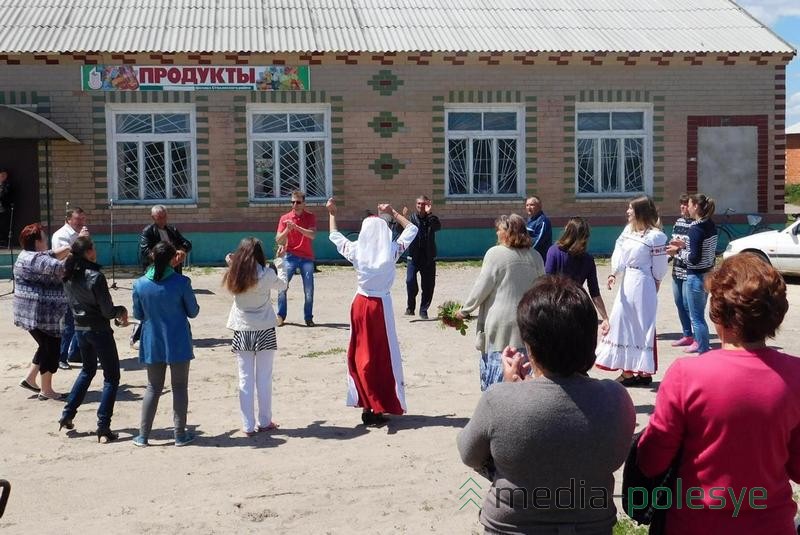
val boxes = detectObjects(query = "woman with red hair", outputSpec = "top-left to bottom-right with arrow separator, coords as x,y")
637,253 -> 800,534
14,223 -> 71,399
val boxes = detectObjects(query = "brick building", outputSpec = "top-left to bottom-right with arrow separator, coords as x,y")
0,0 -> 795,265
788,124 -> 800,186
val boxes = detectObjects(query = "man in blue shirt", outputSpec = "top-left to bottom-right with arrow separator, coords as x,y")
525,196 -> 552,260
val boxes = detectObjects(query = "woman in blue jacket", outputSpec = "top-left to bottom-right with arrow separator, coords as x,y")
132,241 -> 200,447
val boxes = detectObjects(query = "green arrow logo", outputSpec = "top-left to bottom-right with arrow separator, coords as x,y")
458,477 -> 483,510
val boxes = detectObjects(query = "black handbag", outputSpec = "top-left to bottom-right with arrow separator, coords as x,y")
621,431 -> 681,535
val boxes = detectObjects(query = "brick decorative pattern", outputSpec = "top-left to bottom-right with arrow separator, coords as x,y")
686,115 -> 769,213
369,153 -> 405,180
368,70 -> 404,96
0,52 -> 791,68
774,63 -> 788,210
0,50 -> 790,240
371,52 -> 397,65
524,96 -> 538,198
368,111 -> 404,138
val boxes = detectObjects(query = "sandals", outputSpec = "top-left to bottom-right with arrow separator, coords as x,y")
257,422 -> 279,432
37,392 -> 67,401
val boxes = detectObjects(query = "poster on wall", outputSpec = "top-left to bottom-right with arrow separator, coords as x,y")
81,65 -> 310,91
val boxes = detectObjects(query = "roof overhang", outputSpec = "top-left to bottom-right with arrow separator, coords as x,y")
0,105 -> 80,143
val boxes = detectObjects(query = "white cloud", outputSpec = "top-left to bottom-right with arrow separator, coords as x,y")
739,1 -> 800,25
788,91 -> 800,131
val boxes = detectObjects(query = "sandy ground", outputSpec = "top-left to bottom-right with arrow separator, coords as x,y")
0,262 -> 799,534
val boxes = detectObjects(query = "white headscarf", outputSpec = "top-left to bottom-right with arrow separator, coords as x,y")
355,216 -> 393,273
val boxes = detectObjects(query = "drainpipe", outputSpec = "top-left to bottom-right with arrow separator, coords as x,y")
44,140 -> 52,236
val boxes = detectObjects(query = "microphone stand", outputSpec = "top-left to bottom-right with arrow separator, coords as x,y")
1,203 -> 15,297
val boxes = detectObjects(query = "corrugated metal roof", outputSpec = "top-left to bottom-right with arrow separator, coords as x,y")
0,0 -> 794,55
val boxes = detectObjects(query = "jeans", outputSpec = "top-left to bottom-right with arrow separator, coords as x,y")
685,273 -> 710,353
59,308 -> 81,364
671,276 -> 693,338
235,350 -> 275,432
406,257 -> 436,314
139,361 -> 190,440
62,330 -> 120,430
479,348 -> 528,391
277,253 -> 315,322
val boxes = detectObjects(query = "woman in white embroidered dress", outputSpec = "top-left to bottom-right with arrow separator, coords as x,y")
595,196 -> 668,387
327,198 -> 418,427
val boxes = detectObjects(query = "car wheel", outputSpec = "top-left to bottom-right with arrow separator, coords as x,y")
743,249 -> 770,265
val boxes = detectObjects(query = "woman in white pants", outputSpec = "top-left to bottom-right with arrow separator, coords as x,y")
223,237 -> 287,436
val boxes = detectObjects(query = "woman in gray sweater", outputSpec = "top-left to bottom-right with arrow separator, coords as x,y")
458,276 -> 635,535
456,214 -> 544,391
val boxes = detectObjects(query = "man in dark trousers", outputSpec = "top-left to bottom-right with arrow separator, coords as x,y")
403,195 -> 441,320
0,168 -> 12,247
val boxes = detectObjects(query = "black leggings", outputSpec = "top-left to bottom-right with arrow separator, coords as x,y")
29,329 -> 61,374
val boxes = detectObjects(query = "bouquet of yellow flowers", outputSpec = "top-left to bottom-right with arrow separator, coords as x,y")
437,300 -> 469,336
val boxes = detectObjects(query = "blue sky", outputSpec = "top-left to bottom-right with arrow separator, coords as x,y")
740,1 -> 800,130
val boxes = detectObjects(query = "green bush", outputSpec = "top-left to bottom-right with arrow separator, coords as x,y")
786,183 -> 800,206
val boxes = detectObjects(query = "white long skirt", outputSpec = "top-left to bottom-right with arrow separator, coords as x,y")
595,268 -> 657,374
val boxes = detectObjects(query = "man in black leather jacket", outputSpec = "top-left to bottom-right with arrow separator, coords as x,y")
138,205 -> 192,273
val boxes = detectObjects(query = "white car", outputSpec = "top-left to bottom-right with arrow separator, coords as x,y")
722,219 -> 800,276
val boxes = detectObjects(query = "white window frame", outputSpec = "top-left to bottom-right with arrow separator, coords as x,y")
106,104 -> 198,204
575,103 -> 653,199
246,104 -> 332,203
444,105 -> 525,198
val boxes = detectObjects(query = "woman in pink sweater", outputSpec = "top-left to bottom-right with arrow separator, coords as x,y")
637,253 -> 800,534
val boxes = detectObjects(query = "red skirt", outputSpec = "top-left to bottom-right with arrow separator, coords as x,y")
347,294 -> 403,415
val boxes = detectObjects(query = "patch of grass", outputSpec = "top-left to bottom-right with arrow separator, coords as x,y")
785,183 -> 800,206
301,347 -> 346,359
439,259 -> 484,268
184,265 -> 218,276
613,517 -> 648,535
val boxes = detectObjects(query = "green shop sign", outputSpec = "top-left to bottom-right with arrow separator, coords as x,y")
81,65 -> 310,91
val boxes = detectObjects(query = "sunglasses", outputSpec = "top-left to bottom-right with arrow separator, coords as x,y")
291,200 -> 303,205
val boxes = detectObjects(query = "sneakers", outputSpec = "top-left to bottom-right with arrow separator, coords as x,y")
683,342 -> 701,354
132,435 -> 149,448
276,315 -> 285,327
58,361 -> 71,370
404,308 -> 414,316
671,336 -> 694,347
305,319 -> 315,327
174,432 -> 196,447
419,311 -> 429,320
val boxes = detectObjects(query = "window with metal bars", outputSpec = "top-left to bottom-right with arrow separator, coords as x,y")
575,108 -> 651,197
108,107 -> 196,203
247,107 -> 331,201
445,108 -> 523,197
